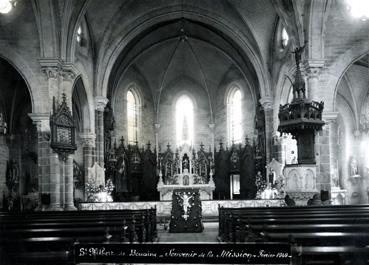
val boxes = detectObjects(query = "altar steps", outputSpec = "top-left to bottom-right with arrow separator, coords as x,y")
157,222 -> 219,243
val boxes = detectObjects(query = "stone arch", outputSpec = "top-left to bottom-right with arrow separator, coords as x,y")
73,62 -> 95,133
273,62 -> 295,132
323,39 -> 369,112
72,76 -> 93,133
96,8 -> 271,102
0,45 -> 44,113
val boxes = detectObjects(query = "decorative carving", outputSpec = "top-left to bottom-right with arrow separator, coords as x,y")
95,96 -> 109,111
304,59 -> 325,79
284,165 -> 317,192
278,45 -> 325,164
79,133 -> 96,147
41,66 -> 60,80
259,97 -> 273,111
87,162 -> 105,188
157,143 -> 215,201
50,94 -> 76,158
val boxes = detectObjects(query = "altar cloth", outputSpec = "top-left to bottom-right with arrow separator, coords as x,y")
79,199 -> 284,217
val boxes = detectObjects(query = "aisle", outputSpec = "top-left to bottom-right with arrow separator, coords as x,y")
157,222 -> 219,242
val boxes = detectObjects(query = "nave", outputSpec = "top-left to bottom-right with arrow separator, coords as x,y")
2,0 -> 369,264
1,204 -> 369,265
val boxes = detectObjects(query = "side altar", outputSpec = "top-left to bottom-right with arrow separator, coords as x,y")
157,144 -> 215,201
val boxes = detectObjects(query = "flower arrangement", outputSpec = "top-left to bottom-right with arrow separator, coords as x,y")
85,178 -> 115,202
255,173 -> 267,195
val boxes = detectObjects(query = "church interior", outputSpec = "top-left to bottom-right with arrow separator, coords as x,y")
1,0 -> 369,264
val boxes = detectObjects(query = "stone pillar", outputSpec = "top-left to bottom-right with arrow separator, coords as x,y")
39,59 -> 62,110
64,154 -> 76,210
0,135 -> 9,208
316,112 -> 338,194
80,132 -> 96,199
49,152 -> 62,210
272,132 -> 283,163
28,113 -> 51,210
60,68 -> 77,109
154,123 -> 160,164
260,97 -> 274,163
95,96 -> 109,167
209,123 -> 215,160
304,60 -> 325,102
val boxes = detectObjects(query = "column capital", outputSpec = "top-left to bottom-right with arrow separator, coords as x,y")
28,112 -> 50,132
39,58 -> 62,79
79,132 -> 96,147
154,123 -> 161,130
94,96 -> 109,111
322,111 -> 339,122
353,130 -> 361,139
259,97 -> 274,111
303,59 -> 325,78
61,62 -> 79,81
208,123 -> 215,129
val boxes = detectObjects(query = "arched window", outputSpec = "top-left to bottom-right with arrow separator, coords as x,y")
281,27 -> 289,49
176,95 -> 194,146
127,89 -> 139,144
76,26 -> 82,43
228,87 -> 243,145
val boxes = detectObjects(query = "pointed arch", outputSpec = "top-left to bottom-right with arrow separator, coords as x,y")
227,85 -> 243,145
127,86 -> 141,144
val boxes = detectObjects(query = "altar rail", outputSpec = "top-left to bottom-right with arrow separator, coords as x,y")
79,199 -> 284,217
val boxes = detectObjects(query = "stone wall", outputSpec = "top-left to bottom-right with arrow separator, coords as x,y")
112,68 -> 155,146
158,77 -> 211,148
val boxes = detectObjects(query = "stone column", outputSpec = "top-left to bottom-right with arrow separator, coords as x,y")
60,67 -> 77,110
209,123 -> 215,160
80,132 -> 96,199
64,154 -> 76,210
317,112 -> 338,194
28,113 -> 51,210
49,152 -> 62,210
0,134 -> 9,208
272,132 -> 283,163
95,96 -> 109,167
154,123 -> 160,164
260,97 -> 274,163
304,60 -> 325,102
39,59 -> 62,110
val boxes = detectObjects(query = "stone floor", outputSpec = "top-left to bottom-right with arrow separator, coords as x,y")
157,222 -> 219,243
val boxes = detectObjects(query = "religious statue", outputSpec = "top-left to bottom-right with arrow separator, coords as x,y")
268,169 -> 276,185
6,159 -> 19,192
116,156 -> 128,193
182,154 -> 190,171
255,171 -> 266,194
292,44 -> 306,67
179,192 -> 193,220
349,156 -> 359,176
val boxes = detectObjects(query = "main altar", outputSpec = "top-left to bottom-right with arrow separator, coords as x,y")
157,144 -> 215,200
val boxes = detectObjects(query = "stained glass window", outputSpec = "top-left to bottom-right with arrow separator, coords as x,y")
176,95 -> 194,146
228,88 -> 242,144
127,89 -> 139,144
281,27 -> 289,48
76,26 -> 82,43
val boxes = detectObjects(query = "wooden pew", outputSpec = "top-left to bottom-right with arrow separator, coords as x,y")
0,208 -> 157,264
218,205 -> 369,264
